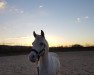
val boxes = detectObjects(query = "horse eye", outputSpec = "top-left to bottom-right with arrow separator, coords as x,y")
40,42 -> 43,46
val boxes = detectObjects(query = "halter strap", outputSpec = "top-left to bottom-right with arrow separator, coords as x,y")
32,44 -> 45,75
31,44 -> 45,61
32,49 -> 38,54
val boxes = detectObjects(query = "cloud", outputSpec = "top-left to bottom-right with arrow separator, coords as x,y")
0,0 -> 7,9
9,7 -> 24,14
75,16 -> 89,23
84,16 -> 89,19
0,0 -> 24,14
76,17 -> 81,22
39,5 -> 43,8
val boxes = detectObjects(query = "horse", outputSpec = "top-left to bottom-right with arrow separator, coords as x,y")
28,30 -> 60,75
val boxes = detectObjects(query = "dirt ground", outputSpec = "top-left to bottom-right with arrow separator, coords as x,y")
0,51 -> 94,75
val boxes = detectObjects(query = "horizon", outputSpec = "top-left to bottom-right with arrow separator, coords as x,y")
0,0 -> 94,47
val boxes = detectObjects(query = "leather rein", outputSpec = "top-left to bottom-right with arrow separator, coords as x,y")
31,44 -> 45,75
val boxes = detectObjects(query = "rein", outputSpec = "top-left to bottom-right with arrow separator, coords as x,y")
37,61 -> 39,75
31,45 -> 45,75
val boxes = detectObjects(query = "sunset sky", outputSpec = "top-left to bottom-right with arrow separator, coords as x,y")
0,0 -> 94,47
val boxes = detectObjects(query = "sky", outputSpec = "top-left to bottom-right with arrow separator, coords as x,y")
0,0 -> 94,47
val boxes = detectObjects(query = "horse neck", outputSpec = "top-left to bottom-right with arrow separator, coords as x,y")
39,43 -> 49,68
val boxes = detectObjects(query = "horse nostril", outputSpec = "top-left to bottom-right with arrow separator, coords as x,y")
32,55 -> 35,58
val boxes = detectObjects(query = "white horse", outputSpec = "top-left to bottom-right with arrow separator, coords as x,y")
28,30 -> 60,75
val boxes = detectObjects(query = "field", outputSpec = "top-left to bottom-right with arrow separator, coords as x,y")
0,51 -> 94,75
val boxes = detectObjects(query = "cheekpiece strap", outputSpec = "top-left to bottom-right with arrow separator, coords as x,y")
31,49 -> 38,54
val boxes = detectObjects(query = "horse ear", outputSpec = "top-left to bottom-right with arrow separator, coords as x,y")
33,31 -> 37,38
41,30 -> 45,37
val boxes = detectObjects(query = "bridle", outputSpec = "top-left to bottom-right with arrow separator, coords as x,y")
31,30 -> 46,75
31,44 -> 45,75
31,44 -> 45,61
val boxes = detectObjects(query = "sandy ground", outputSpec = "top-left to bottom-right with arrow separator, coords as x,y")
0,51 -> 94,75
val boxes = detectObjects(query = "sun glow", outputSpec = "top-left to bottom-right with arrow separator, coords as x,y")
0,36 -> 34,46
0,36 -> 93,47
0,1 -> 6,9
0,35 -> 65,47
46,35 -> 64,47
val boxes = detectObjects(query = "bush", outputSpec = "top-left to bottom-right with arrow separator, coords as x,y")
71,44 -> 83,48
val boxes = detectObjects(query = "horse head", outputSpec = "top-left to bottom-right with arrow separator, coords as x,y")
29,30 -> 49,62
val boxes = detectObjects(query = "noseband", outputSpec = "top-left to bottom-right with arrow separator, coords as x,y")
31,44 -> 45,61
